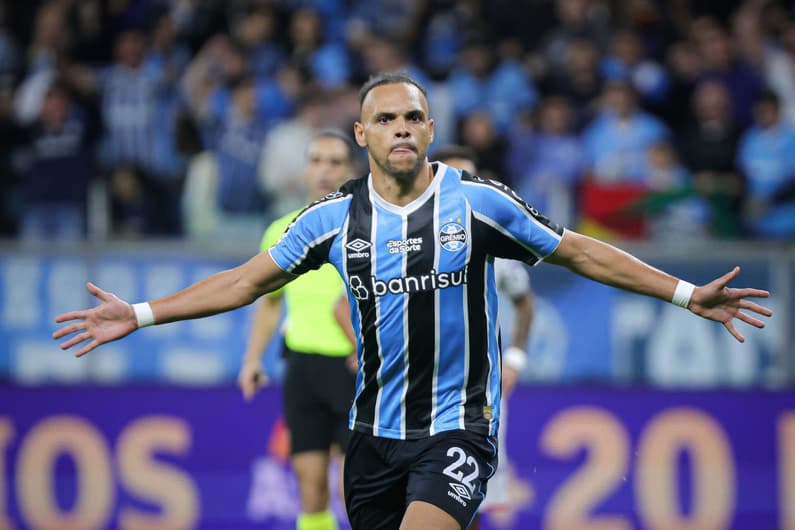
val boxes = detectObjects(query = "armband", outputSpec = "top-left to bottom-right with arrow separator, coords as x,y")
671,280 -> 695,309
132,302 -> 155,328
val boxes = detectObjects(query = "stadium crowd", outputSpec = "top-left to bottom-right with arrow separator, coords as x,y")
1,0 -> 794,243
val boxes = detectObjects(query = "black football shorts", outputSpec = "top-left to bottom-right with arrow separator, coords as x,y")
343,429 -> 498,530
283,349 -> 356,455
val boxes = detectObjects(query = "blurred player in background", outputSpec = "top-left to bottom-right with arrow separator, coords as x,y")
432,145 -> 533,528
54,73 -> 772,530
238,129 -> 359,530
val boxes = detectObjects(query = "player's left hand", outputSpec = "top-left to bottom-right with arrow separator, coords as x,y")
689,266 -> 773,342
53,282 -> 138,357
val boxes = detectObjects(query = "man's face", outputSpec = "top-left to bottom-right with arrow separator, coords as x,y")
355,83 -> 434,183
304,137 -> 354,200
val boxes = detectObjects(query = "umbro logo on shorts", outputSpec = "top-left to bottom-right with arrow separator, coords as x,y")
449,482 -> 471,500
447,482 -> 470,507
346,238 -> 371,259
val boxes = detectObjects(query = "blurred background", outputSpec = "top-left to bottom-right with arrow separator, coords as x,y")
1,0 -> 794,528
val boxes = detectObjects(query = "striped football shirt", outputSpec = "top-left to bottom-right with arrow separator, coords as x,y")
269,162 -> 563,440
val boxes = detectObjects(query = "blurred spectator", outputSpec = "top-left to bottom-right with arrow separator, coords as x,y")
168,0 -> 228,53
287,6 -> 350,89
2,0 -> 791,245
546,38 -> 603,129
177,112 -> 220,241
146,10 -> 191,86
358,32 -> 430,87
109,164 -> 148,237
0,77 -> 22,236
258,87 -> 329,217
510,96 -> 585,228
211,74 -> 270,241
285,0 -> 348,44
231,4 -> 284,79
696,21 -> 763,128
764,18 -> 795,125
0,2 -> 19,80
190,38 -> 297,134
641,142 -> 712,241
582,80 -> 670,184
26,1 -> 69,76
420,0 -> 476,79
610,0 -> 679,59
99,29 -> 183,235
66,0 -> 109,65
679,80 -> 744,237
355,32 -> 456,147
482,0 -> 557,55
12,2 -> 68,126
447,33 -> 538,133
600,29 -> 670,105
457,110 -> 507,184
182,36 -> 249,126
540,0 -> 610,75
346,0 -> 423,47
663,40 -> 703,130
731,6 -> 767,69
18,81 -> 95,242
738,89 -> 795,239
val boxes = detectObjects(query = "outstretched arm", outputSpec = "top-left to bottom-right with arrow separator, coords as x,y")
53,251 -> 295,357
546,230 -> 773,342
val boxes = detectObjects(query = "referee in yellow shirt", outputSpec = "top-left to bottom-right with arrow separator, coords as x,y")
239,129 -> 360,530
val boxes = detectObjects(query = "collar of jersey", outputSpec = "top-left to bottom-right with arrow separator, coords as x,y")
367,162 -> 446,216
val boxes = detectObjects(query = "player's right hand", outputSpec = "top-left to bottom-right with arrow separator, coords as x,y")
238,360 -> 269,400
53,282 -> 138,357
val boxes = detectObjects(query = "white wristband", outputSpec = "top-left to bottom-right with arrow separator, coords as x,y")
132,302 -> 155,328
671,280 -> 696,309
503,346 -> 528,372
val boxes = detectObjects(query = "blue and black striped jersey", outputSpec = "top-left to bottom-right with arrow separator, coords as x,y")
269,163 -> 564,440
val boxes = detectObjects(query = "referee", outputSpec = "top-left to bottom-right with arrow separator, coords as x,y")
238,129 -> 359,530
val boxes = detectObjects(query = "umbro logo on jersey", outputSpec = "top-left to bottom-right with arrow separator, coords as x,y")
346,238 -> 371,259
447,482 -> 470,507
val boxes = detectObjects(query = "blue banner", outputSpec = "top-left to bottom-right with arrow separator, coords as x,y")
1,385 -> 794,529
0,248 -> 785,385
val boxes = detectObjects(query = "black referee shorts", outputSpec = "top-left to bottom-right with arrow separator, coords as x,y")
283,348 -> 356,455
343,429 -> 498,530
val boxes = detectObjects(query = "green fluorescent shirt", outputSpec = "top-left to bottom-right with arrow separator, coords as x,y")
261,209 -> 351,357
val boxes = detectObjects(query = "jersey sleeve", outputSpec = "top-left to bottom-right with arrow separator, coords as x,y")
462,173 -> 565,265
258,212 -> 298,297
268,192 -> 350,275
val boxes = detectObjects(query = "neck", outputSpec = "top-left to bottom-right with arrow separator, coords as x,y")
371,161 -> 434,206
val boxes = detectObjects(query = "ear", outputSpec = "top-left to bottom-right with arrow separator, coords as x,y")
354,121 -> 367,147
428,117 -> 434,145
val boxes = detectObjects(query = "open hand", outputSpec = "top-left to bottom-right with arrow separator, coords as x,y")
689,267 -> 773,342
52,282 -> 138,357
